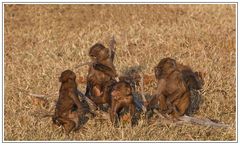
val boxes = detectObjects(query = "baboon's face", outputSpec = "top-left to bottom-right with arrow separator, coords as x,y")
155,57 -> 177,79
191,72 -> 204,90
128,71 -> 141,85
182,70 -> 204,90
159,57 -> 176,71
59,70 -> 76,83
111,81 -> 132,97
97,48 -> 110,61
89,43 -> 110,62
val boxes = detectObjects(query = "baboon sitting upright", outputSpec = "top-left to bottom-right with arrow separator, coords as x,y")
52,70 -> 84,134
149,57 -> 204,118
110,80 -> 136,126
85,37 -> 118,107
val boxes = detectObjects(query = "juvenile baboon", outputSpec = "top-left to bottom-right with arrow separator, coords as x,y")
52,70 -> 84,134
149,57 -> 204,118
119,67 -> 148,112
176,63 -> 204,90
85,38 -> 118,107
177,64 -> 204,115
110,80 -> 136,126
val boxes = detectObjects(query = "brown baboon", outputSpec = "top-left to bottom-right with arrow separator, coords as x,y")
177,64 -> 204,90
85,39 -> 118,107
149,57 -> 204,118
177,63 -> 204,115
52,70 -> 84,134
119,66 -> 142,88
110,80 -> 136,126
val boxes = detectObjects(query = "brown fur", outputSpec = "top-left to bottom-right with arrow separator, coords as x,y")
52,70 -> 84,134
177,63 -> 204,90
110,81 -> 136,126
149,57 -> 204,118
85,42 -> 118,106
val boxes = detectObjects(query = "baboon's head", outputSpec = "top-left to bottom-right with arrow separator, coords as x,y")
59,70 -> 76,83
154,57 -> 177,80
89,43 -> 111,62
193,71 -> 204,90
111,81 -> 132,97
182,70 -> 204,90
123,67 -> 142,86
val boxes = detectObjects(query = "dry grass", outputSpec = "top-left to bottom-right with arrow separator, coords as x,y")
4,4 -> 236,141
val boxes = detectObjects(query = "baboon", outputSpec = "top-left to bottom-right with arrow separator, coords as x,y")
177,63 -> 204,115
119,66 -> 142,89
85,39 -> 118,107
178,65 -> 204,90
119,67 -> 148,111
52,70 -> 84,134
149,57 -> 204,118
110,80 -> 136,126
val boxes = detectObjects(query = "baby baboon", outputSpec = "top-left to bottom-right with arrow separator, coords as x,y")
85,40 -> 118,107
149,57 -> 204,118
178,66 -> 204,90
119,66 -> 142,89
177,63 -> 204,116
52,70 -> 84,134
110,80 -> 136,126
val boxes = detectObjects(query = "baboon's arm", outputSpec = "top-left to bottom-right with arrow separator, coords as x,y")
69,90 -> 83,112
93,63 -> 117,78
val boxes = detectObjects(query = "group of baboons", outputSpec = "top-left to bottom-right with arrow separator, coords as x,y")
52,37 -> 204,134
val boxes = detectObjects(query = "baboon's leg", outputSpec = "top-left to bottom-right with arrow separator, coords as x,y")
68,111 -> 80,130
171,92 -> 190,118
159,94 -> 168,112
129,102 -> 136,126
92,85 -> 103,97
58,117 -> 76,135
89,85 -> 106,105
166,90 -> 187,114
110,101 -> 121,126
110,101 -> 117,124
148,95 -> 159,109
64,121 -> 76,135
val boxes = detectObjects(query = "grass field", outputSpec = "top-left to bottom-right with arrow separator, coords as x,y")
4,4 -> 236,141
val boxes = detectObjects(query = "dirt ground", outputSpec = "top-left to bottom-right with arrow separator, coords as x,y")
4,4 -> 236,141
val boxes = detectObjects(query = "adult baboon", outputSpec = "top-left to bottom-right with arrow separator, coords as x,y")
149,57 -> 204,118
